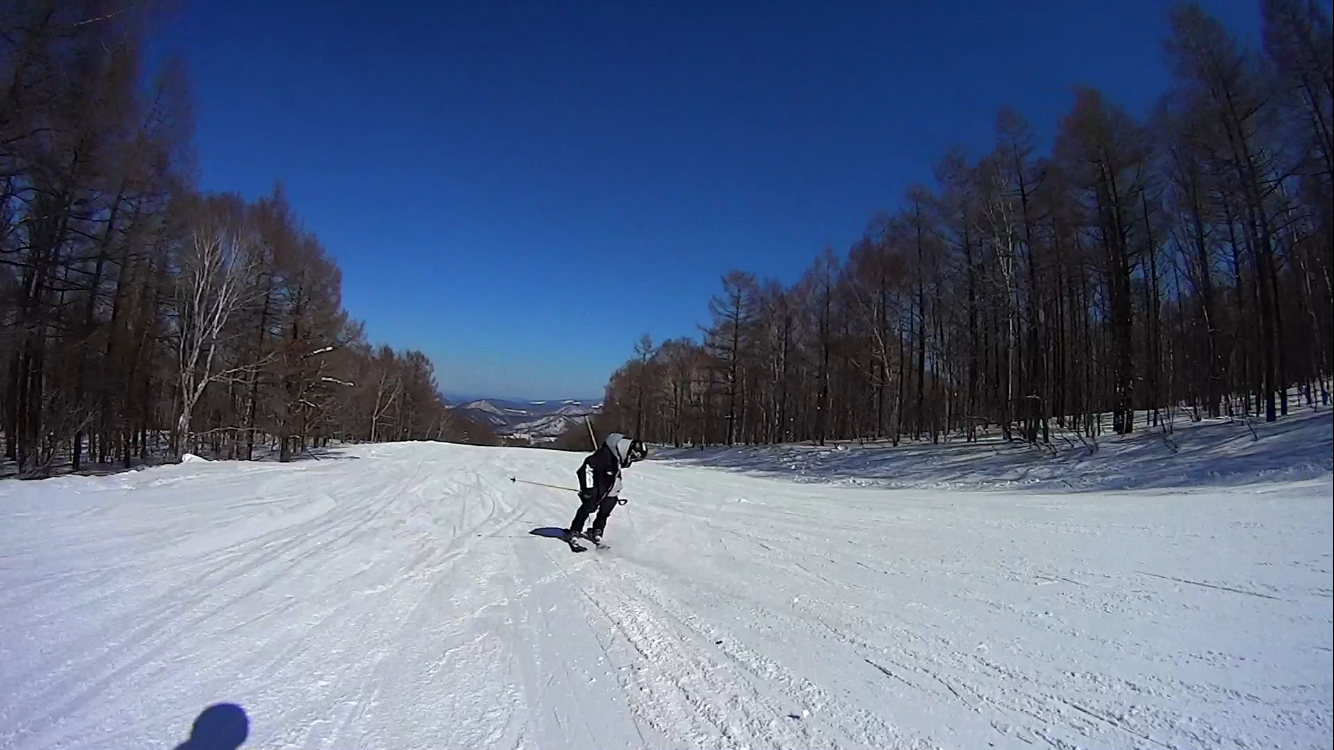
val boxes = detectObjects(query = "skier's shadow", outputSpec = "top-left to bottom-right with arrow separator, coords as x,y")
529,526 -> 569,540
174,703 -> 250,750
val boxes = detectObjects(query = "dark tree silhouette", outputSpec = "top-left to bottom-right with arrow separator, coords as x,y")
586,1 -> 1332,448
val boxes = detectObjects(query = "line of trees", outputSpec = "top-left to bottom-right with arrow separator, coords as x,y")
583,0 -> 1332,449
1,2 -> 496,477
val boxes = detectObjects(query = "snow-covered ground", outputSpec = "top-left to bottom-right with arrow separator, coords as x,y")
1,413 -> 1330,749
654,408 -> 1334,493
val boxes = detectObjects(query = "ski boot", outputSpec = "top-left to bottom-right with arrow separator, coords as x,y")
565,528 -> 588,552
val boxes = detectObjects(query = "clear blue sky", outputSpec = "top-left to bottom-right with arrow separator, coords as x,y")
156,0 -> 1262,400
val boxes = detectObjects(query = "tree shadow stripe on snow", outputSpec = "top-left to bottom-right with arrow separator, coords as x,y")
1137,571 -> 1287,601
650,411 -> 1333,494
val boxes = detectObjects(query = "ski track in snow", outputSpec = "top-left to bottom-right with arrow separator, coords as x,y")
1,418 -> 1331,749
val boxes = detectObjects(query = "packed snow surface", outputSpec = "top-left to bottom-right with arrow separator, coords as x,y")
1,412 -> 1331,749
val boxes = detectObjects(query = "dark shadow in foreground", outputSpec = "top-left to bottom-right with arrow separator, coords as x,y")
174,703 -> 250,750
529,526 -> 570,540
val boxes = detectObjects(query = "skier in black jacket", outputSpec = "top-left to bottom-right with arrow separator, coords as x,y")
567,432 -> 647,545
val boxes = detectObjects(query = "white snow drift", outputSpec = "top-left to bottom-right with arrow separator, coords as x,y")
1,411 -> 1330,749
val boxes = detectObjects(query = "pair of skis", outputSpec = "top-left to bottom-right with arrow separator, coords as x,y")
566,530 -> 608,553
509,477 -> 613,553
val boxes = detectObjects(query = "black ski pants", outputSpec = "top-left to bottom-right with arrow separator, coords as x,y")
570,491 -> 619,535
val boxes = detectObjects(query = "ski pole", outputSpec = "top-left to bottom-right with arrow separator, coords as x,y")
509,477 -> 578,493
510,476 -> 626,505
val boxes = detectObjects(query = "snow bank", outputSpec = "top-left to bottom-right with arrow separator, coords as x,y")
653,408 -> 1334,492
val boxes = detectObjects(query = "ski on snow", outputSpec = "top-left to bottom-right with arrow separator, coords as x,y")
565,532 -> 608,553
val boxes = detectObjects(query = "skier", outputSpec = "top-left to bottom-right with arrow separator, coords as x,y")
567,432 -> 648,546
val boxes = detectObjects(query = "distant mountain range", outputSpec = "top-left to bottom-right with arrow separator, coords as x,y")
447,396 -> 603,443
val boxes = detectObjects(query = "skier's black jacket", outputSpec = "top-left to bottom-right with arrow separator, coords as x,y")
576,441 -> 621,501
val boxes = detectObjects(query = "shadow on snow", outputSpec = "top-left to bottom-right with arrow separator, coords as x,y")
652,409 -> 1333,494
173,703 -> 250,750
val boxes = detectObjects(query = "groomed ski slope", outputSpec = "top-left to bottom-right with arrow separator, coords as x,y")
1,413 -> 1331,750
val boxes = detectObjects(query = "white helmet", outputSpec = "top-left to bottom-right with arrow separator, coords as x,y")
605,433 -> 648,467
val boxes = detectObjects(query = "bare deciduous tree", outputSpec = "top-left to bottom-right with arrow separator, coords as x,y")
172,196 -> 264,457
582,1 -> 1332,451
